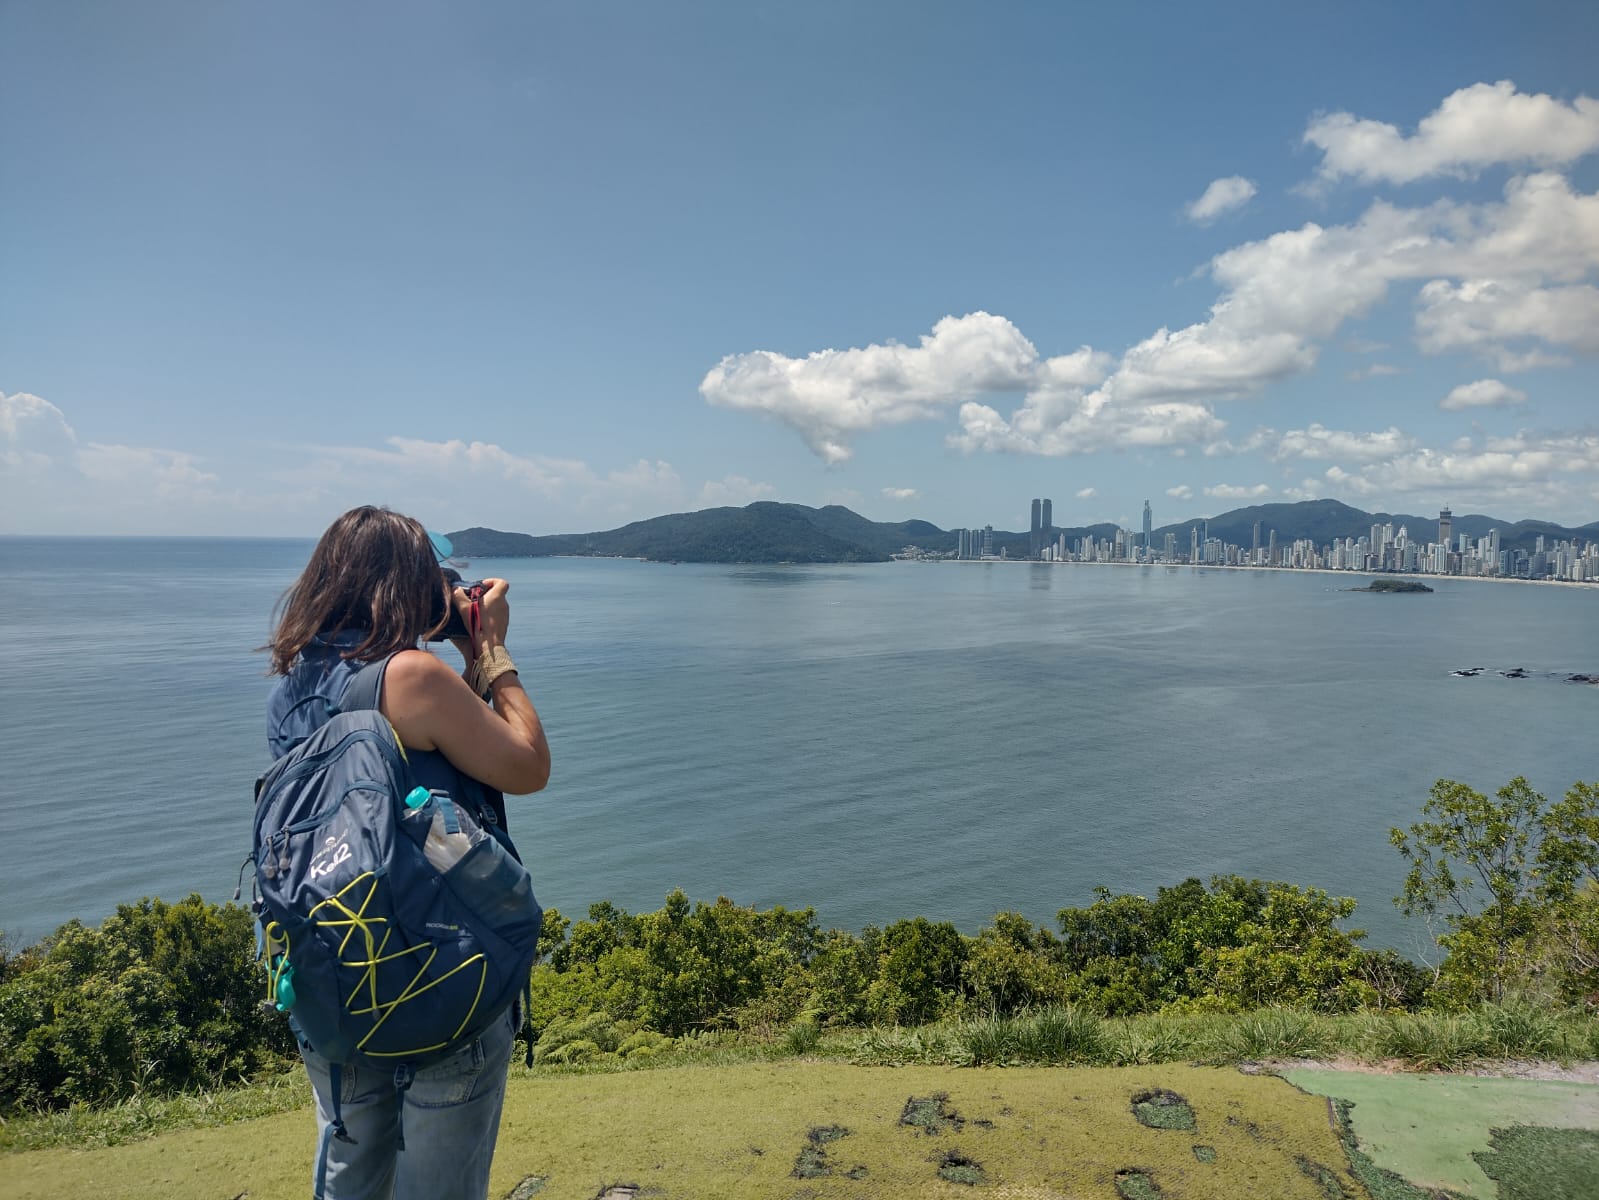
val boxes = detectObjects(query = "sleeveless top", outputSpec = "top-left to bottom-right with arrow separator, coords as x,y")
266,630 -> 511,835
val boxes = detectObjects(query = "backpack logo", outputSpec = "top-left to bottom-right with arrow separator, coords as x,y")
309,837 -> 352,880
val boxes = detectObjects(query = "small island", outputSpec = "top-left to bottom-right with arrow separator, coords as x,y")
1350,578 -> 1434,593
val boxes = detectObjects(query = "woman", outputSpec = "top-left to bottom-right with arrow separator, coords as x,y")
266,505 -> 549,1200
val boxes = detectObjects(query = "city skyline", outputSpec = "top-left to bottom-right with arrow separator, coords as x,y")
948,496 -> 1595,581
946,496 -> 1594,582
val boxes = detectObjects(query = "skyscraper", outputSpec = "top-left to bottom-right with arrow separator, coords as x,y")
1438,506 -> 1452,552
1041,498 -> 1052,532
1142,500 -> 1152,556
1030,498 -> 1042,556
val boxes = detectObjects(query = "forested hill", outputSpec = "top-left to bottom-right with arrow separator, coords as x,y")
449,498 -> 1595,564
449,503 -> 941,563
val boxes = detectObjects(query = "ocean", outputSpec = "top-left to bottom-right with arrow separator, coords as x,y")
2,536 -> 1596,960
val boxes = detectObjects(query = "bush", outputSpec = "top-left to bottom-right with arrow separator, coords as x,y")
0,897 -> 293,1112
866,917 -> 967,1025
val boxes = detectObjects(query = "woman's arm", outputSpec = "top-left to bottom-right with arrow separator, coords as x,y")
380,579 -> 551,795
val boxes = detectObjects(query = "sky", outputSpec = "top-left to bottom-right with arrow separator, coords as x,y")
3,1 -> 1598,537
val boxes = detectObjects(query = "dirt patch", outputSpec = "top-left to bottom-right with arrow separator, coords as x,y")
1131,1089 -> 1196,1132
791,1125 -> 857,1180
1263,1056 -> 1599,1084
1296,1156 -> 1355,1199
936,1150 -> 985,1185
1115,1167 -> 1162,1199
900,1093 -> 965,1135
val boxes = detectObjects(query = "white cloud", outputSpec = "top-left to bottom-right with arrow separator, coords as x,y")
948,394 -> 1225,457
76,444 -> 218,495
1490,347 -> 1573,372
1314,431 -> 1599,512
1439,379 -> 1528,411
1186,176 -> 1257,223
1305,81 -> 1599,185
0,391 -> 77,465
1203,483 -> 1272,500
1166,484 -> 1194,500
1075,487 -> 1097,499
881,486 -> 919,501
1273,424 -> 1418,463
1346,363 -> 1403,381
699,474 -> 777,507
1,392 -> 73,441
1416,278 -> 1599,361
700,312 -> 1040,463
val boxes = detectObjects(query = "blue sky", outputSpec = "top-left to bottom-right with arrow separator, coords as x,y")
3,1 -> 1597,536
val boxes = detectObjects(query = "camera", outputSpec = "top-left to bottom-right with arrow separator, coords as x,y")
429,567 -> 487,642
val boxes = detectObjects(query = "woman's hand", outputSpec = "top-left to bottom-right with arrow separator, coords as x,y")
469,578 -> 512,653
448,577 -> 511,664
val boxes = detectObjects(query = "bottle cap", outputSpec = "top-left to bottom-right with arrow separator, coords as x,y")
404,786 -> 431,809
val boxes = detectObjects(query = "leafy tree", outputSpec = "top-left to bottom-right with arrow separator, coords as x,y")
962,912 -> 1071,1015
804,928 -> 877,1026
1200,884 -> 1369,1011
865,917 -> 967,1025
536,906 -> 570,963
1056,878 -> 1274,1013
1391,777 -> 1599,1005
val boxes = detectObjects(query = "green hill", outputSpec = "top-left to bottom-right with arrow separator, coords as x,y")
449,499 -> 1592,565
450,504 -> 898,564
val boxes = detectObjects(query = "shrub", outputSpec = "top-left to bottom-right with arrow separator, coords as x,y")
1359,1010 -> 1488,1069
784,1016 -> 822,1055
865,917 -> 967,1026
0,897 -> 292,1112
1222,1008 -> 1334,1060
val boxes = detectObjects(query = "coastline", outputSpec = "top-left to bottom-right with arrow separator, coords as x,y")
946,557 -> 1599,588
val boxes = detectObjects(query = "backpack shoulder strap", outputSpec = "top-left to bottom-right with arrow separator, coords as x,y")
337,655 -> 392,714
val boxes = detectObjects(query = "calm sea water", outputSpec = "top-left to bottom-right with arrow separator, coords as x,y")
2,537 -> 1596,959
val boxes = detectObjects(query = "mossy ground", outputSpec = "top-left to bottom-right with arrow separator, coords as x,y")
4,1062 -> 1361,1200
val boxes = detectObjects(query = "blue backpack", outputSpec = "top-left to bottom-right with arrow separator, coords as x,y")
249,654 -> 542,1140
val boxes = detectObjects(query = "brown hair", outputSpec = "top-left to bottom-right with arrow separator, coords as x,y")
267,506 -> 448,674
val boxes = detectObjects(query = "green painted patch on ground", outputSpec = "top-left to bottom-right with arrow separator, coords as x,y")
1285,1068 -> 1599,1200
3,1062 -> 1365,1200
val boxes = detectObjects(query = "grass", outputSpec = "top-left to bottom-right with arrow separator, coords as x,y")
4,1061 -> 1366,1200
842,1003 -> 1598,1071
2,1002 -> 1593,1155
0,1066 -> 311,1153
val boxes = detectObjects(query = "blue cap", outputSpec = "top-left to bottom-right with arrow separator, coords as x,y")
427,530 -> 454,561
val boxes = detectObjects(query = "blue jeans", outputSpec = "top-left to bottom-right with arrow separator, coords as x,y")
299,1006 -> 516,1200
